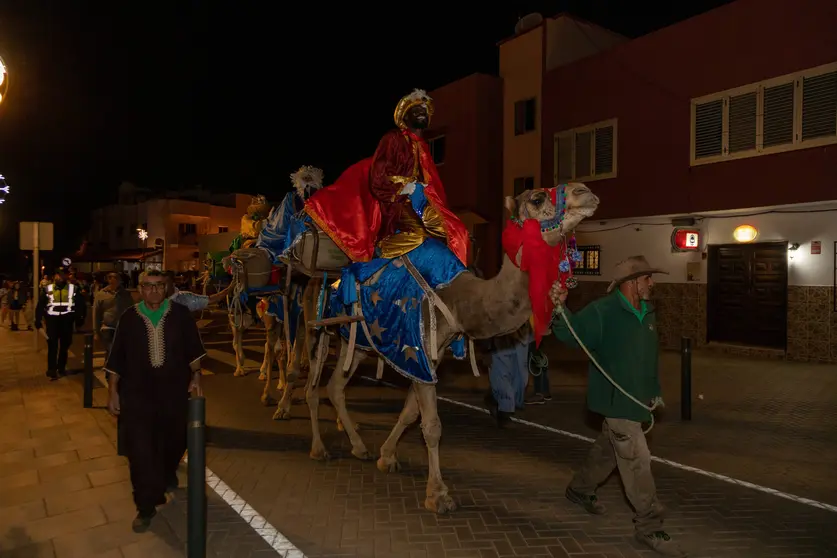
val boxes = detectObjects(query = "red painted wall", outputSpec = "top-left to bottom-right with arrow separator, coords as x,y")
429,73 -> 504,275
542,0 -> 837,220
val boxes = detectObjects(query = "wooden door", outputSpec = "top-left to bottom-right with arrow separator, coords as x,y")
708,242 -> 788,349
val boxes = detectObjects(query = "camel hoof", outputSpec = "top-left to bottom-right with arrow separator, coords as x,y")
351,448 -> 375,461
376,455 -> 401,473
275,381 -> 287,392
425,493 -> 457,514
310,444 -> 331,461
258,372 -> 267,381
260,394 -> 277,407
272,408 -> 292,421
233,368 -> 247,377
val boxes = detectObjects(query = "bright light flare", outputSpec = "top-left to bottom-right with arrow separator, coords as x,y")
137,228 -> 149,241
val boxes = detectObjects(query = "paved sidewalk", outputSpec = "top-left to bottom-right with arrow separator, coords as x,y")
0,326 -> 276,557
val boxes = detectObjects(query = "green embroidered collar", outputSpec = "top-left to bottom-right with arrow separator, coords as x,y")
138,299 -> 170,328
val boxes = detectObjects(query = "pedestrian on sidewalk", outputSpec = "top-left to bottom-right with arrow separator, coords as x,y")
484,322 -> 531,427
93,272 -> 134,358
35,269 -> 87,380
550,256 -> 686,557
105,270 -> 206,533
8,281 -> 28,331
0,280 -> 9,325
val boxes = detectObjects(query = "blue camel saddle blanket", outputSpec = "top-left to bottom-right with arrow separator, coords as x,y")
255,192 -> 310,265
257,282 -> 304,346
326,238 -> 468,384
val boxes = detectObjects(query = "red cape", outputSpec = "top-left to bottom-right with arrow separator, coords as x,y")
305,145 -> 469,265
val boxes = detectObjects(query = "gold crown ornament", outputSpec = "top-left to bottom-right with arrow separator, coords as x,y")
393,89 -> 434,129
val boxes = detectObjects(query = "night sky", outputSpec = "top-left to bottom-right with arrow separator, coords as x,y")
0,0 -> 732,272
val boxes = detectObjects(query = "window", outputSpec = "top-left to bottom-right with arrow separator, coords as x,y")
179,223 -> 197,236
218,226 -> 229,233
513,176 -> 535,196
514,98 -> 537,136
553,118 -> 618,182
691,61 -> 837,166
428,135 -> 446,166
573,245 -> 601,276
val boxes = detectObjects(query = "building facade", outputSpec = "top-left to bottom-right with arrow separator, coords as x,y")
83,182 -> 252,272
426,73 -> 504,275
532,0 -> 837,362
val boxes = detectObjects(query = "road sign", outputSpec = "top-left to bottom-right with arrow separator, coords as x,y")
811,241 -> 822,255
62,257 -> 72,266
19,222 -> 54,251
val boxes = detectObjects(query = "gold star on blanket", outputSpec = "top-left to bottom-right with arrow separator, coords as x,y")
402,345 -> 419,363
370,290 -> 382,306
369,318 -> 387,341
393,297 -> 410,312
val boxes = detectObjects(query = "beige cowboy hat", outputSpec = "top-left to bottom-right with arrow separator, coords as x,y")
607,255 -> 669,293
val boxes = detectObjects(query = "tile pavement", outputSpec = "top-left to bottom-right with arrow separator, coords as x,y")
0,324 -> 277,557
198,348 -> 837,558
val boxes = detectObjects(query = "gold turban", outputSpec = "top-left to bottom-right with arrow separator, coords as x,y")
393,89 -> 435,129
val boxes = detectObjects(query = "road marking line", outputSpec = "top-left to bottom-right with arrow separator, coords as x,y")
181,454 -> 306,558
357,375 -> 837,514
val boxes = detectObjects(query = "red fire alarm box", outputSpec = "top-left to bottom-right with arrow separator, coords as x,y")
671,228 -> 701,252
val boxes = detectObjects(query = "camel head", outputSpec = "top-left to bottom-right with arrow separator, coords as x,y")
504,183 -> 599,247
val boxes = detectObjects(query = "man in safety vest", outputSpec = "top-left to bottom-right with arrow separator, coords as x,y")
35,268 -> 87,380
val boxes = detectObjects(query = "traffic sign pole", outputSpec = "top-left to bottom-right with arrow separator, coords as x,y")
33,222 -> 39,350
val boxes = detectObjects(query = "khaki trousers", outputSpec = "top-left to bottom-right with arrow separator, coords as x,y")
570,417 -> 664,534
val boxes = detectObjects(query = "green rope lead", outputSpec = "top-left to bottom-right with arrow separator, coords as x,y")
528,349 -> 549,377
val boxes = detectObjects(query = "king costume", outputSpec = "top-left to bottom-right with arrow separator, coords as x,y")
305,90 -> 472,384
104,300 -> 206,519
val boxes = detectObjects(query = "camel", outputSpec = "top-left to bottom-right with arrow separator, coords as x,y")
300,184 -> 600,514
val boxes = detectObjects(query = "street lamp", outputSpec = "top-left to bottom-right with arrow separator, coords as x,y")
137,228 -> 148,270
0,54 -> 8,106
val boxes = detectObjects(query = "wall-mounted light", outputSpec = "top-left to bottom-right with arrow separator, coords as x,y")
733,224 -> 758,243
788,242 -> 800,260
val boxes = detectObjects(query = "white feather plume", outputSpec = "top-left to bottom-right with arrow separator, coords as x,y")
290,165 -> 324,198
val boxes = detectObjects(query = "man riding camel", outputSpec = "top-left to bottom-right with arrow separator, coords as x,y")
305,89 -> 469,267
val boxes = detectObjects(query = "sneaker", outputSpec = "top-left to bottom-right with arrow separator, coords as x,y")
132,509 -> 157,533
634,531 -> 688,557
565,486 -> 607,515
542,393 -> 553,401
525,394 -> 546,405
46,370 -> 58,381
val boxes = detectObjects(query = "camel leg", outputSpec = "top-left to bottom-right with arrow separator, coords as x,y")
260,317 -> 278,406
326,340 -> 372,461
377,385 -> 419,473
307,331 -> 331,460
230,318 -> 247,377
415,383 -> 456,514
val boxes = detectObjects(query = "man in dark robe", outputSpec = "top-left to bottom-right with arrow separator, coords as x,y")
105,270 -> 206,532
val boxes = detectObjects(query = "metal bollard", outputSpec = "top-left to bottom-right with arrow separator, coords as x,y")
680,337 -> 692,421
83,333 -> 94,408
187,396 -> 207,558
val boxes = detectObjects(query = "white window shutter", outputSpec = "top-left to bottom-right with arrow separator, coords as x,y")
594,125 -> 614,175
762,82 -> 795,148
575,130 -> 593,178
694,99 -> 723,159
801,70 -> 837,141
728,91 -> 757,153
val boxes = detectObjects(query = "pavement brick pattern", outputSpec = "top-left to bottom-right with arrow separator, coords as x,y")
200,358 -> 837,558
0,325 -> 275,558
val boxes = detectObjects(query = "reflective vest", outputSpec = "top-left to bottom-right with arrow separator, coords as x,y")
45,283 -> 76,316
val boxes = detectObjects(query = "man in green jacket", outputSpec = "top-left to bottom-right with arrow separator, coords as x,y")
551,256 -> 686,557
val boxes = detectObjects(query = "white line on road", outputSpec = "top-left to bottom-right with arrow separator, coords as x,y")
357,375 -> 837,514
204,468 -> 307,557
